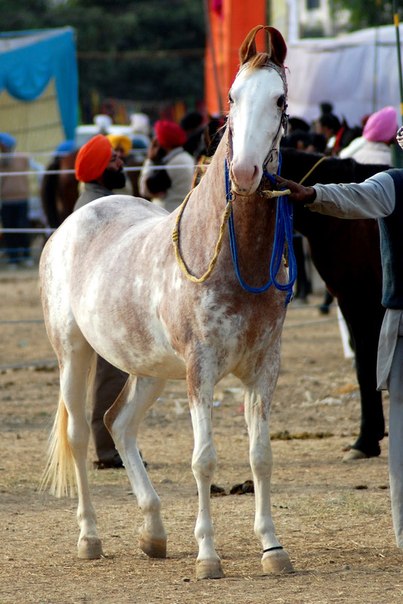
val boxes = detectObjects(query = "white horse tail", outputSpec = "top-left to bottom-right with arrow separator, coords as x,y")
41,393 -> 76,498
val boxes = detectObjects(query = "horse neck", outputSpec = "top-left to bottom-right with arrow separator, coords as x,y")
180,130 -> 279,283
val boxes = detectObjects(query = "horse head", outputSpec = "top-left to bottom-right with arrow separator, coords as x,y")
228,25 -> 288,195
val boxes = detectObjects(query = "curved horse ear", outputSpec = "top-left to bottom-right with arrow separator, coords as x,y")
239,25 -> 265,65
239,25 -> 287,67
267,27 -> 287,66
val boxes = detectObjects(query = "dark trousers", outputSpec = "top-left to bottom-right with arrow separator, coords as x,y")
1,200 -> 31,263
91,355 -> 128,463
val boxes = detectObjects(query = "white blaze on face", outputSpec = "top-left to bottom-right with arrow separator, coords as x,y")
229,66 -> 286,195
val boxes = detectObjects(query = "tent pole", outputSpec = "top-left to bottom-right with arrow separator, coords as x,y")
203,0 -> 224,115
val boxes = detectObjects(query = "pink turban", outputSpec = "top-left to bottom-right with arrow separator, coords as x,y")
75,134 -> 113,182
363,106 -> 398,143
154,120 -> 187,149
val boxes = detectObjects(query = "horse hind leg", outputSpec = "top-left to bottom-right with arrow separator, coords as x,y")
105,374 -> 167,558
43,338 -> 102,560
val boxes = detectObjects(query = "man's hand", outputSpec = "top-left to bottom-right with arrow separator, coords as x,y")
275,175 -> 317,204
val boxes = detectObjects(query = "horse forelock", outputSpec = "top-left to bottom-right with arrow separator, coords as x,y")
239,57 -> 287,97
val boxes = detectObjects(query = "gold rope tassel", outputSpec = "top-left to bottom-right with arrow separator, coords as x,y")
172,189 -> 233,283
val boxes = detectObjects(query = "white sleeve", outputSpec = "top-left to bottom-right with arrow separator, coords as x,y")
310,171 -> 396,219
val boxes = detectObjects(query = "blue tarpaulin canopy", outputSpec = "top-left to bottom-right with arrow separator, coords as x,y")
0,26 -> 78,145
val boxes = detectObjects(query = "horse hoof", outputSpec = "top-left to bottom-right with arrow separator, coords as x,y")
77,536 -> 103,559
342,448 -> 368,462
196,559 -> 224,580
262,549 -> 294,574
139,533 -> 167,558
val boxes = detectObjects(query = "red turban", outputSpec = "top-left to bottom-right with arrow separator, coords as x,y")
75,134 -> 113,182
154,120 -> 187,149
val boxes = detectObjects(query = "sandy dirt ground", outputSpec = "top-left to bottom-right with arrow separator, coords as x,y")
1,268 -> 403,604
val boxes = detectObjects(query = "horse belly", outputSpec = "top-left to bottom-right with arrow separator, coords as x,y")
74,296 -> 188,380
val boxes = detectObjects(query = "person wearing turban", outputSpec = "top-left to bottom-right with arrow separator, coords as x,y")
0,132 -> 34,268
73,134 -> 128,469
106,133 -> 134,195
275,128 -> 403,548
74,134 -> 126,210
139,119 -> 195,213
339,106 -> 398,165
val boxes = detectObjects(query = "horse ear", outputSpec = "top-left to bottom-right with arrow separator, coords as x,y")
267,27 -> 287,66
239,25 -> 265,65
239,25 -> 287,67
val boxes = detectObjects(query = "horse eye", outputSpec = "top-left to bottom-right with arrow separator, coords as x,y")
277,95 -> 285,108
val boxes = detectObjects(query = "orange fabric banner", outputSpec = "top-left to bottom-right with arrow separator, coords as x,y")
204,0 -> 267,116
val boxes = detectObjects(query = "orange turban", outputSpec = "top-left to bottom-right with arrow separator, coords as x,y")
154,120 -> 187,149
106,134 -> 132,155
75,134 -> 113,182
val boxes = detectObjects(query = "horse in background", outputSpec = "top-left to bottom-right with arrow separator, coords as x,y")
40,25 -> 295,579
41,150 -> 78,228
281,147 -> 389,460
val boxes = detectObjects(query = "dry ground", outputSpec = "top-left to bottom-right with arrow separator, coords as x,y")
1,269 -> 402,604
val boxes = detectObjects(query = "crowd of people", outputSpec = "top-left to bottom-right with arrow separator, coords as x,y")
281,101 -> 399,163
281,102 -> 400,308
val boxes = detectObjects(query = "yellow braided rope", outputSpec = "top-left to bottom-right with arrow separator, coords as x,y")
172,155 -> 306,283
298,155 -> 327,185
172,188 -> 233,283
261,187 -> 291,197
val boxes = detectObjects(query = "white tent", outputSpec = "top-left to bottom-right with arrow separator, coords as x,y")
286,24 -> 403,127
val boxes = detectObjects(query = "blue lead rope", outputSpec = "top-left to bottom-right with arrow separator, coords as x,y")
225,159 -> 297,305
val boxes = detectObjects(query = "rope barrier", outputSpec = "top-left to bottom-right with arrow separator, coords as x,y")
0,228 -> 54,234
0,162 -> 207,177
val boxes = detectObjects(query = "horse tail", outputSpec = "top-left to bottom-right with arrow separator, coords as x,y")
40,393 -> 76,497
41,158 -> 62,228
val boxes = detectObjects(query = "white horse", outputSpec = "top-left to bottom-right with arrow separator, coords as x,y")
40,25 -> 294,579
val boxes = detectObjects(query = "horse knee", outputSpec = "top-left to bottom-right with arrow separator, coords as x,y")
192,448 -> 217,480
250,444 -> 272,477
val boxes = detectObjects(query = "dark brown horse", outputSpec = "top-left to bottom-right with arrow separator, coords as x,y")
281,147 -> 390,459
41,151 -> 79,228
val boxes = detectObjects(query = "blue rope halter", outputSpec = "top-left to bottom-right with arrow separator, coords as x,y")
225,157 -> 297,305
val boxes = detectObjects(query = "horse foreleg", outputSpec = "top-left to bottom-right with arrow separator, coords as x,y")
188,376 -> 223,580
104,375 -> 167,558
243,375 -> 294,575
59,347 -> 103,559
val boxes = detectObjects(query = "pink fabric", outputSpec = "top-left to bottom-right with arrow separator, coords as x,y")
363,106 -> 398,143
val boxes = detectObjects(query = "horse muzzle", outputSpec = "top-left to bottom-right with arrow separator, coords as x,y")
230,158 -> 262,196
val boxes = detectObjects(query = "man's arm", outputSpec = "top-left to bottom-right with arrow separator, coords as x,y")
276,170 -> 396,219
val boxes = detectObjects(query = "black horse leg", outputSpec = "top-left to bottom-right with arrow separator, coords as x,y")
342,306 -> 385,456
